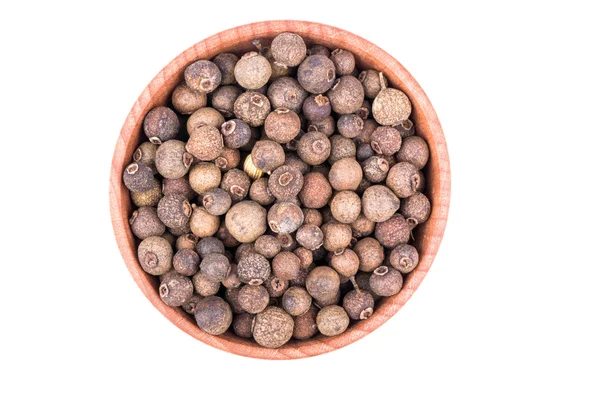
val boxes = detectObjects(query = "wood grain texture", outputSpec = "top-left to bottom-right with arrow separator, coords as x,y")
109,20 -> 451,360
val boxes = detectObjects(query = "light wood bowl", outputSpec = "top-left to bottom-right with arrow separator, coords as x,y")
109,20 -> 450,359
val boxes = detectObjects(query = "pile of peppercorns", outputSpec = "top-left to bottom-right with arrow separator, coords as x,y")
123,32 -> 431,348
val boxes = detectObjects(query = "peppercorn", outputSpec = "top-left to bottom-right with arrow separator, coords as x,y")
330,248 -> 360,277
281,286 -> 312,316
362,156 -> 390,183
160,231 -> 177,248
254,235 -> 281,258
198,253 -> 230,283
297,55 -> 336,94
249,177 -> 275,206
271,251 -> 301,281
224,287 -> 244,313
306,266 -> 340,302
234,51 -> 272,90
307,44 -> 330,57
343,289 -> 374,320
297,130 -> 331,165
370,266 -> 403,296
233,91 -> 271,127
176,233 -> 198,251
265,275 -> 289,298
123,162 -> 156,193
171,83 -> 207,115
351,214 -> 376,238
250,139 -> 285,172
353,237 -> 384,272
386,162 -> 420,198
182,294 -> 203,315
294,224 -> 323,251
168,222 -> 191,236
253,306 -> 294,348
302,208 -> 323,227
321,221 -> 353,253
217,222 -> 240,248
188,162 -> 221,195
267,77 -> 308,114
219,119 -> 251,150
327,76 -> 364,114
284,153 -> 309,174
292,247 -> 312,269
372,88 -> 412,126
336,113 -> 364,139
394,119 -> 415,138
396,136 -> 429,170
159,271 -> 193,307
330,191 -> 362,224
329,158 -> 363,191
356,142 -> 375,162
358,70 -> 387,99
266,166 -> 303,202
390,243 -> 419,274
133,142 -> 158,174
215,147 -> 240,171
237,252 -> 271,285
302,94 -> 331,121
232,312 -> 254,338
194,296 -> 232,335
328,135 -> 356,165
131,180 -> 162,207
369,126 -> 401,157
331,48 -> 355,76
361,185 -> 400,222
316,305 -> 349,336
172,248 -> 200,276
222,263 -> 241,289
143,106 -> 179,144
201,188 -> 231,216
374,213 -> 412,249
264,108 -> 301,143
194,237 -> 225,259
189,205 -> 219,238
267,201 -> 304,234
186,125 -> 224,161
187,107 -> 226,131
235,243 -> 255,262
160,178 -> 193,201
356,99 -> 371,120
209,85 -> 241,118
129,207 -> 165,240
225,200 -> 267,243
212,53 -> 239,85
157,194 -> 191,229
308,115 -> 336,137
238,284 -> 270,314
137,236 -> 172,275
270,32 -> 307,67
356,119 -> 380,144
154,140 -> 193,179
220,168 -> 251,201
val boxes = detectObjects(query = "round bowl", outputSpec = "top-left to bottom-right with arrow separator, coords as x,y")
109,20 -> 450,359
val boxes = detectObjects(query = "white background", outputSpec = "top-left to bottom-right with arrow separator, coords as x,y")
1,1 -> 599,399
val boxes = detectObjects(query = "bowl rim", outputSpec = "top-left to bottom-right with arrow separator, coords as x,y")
109,20 -> 451,360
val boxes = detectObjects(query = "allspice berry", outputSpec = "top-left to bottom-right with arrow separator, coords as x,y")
390,243 -> 419,274
330,248 -> 360,277
131,179 -> 162,207
220,119 -> 251,149
298,172 -> 332,208
375,213 -> 413,248
129,207 -> 165,239
155,140 -> 193,179
217,222 -> 240,248
268,165 -> 304,201
303,208 -> 323,227
172,83 -> 207,114
211,85 -> 242,117
362,185 -> 400,222
216,146 -> 241,171
321,221 -> 352,253
185,60 -> 222,93
282,286 -> 312,316
264,108 -> 301,143
330,191 -> 362,224
157,194 -> 192,229
234,51 -> 272,89
162,177 -> 195,200
294,247 -> 313,268
251,139 -> 285,172
200,253 -> 230,283
308,115 -> 335,136
159,271 -> 194,307
220,168 -> 251,201
358,70 -> 387,99
371,126 -> 401,156
235,243 -> 255,262
201,188 -> 232,216
186,125 -> 224,161
225,201 -> 267,243
267,202 -> 304,234
386,162 -> 420,198
133,142 -> 158,174
238,284 -> 270,314
237,252 -> 271,285
192,271 -> 220,296
233,312 -> 255,338
331,48 -> 356,76
401,192 -> 431,224
161,232 -> 177,247
278,233 -> 297,252
271,32 -> 307,67
254,235 -> 281,258
137,236 -> 173,275
182,294 -> 203,315
372,88 -> 412,126
354,237 -> 385,272
267,77 -> 308,114
272,251 -> 301,281
265,275 -> 288,298
394,119 -> 415,138
196,236 -> 225,258
222,263 -> 241,289
233,92 -> 271,127
316,305 -> 350,337
176,233 -> 198,251
123,162 -> 156,193
343,289 -> 374,320
249,177 -> 275,206
293,305 -> 319,340
370,266 -> 403,296
189,162 -> 221,195
187,107 -> 226,131
253,307 -> 294,348
327,76 -> 364,114
397,136 -> 429,170
307,44 -> 330,57
225,287 -> 245,313
284,153 -> 309,175
306,266 -> 340,301
295,224 -> 324,251
212,53 -> 239,85
296,130 -> 331,165
362,156 -> 390,183
189,205 -> 220,238
351,213 -> 376,238
173,248 -> 200,276
194,296 -> 232,335
337,113 -> 364,139
297,55 -> 337,94
302,94 -> 331,121
143,106 -> 179,144
328,135 -> 356,164
329,158 -> 363,191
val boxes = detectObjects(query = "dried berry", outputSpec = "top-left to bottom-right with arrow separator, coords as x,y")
330,248 -> 360,277
307,44 -> 330,57
386,162 -> 420,198
220,119 -> 251,149
173,248 -> 200,276
188,162 -> 221,195
133,142 -> 158,174
336,113 -> 364,139
267,77 -> 308,114
362,156 -> 390,183
357,119 -> 379,144
354,237 -> 385,272
201,188 -> 232,216
210,85 -> 242,117
331,48 -> 355,76
362,185 -> 400,222
251,139 -> 285,172
200,253 -> 230,283
233,91 -> 271,127
191,238 -> 222,259
297,173 -> 331,209
194,296 -> 232,335
321,221 -> 352,253
157,194 -> 192,229
330,191 -> 361,224
176,233 -> 198,251
394,119 -> 415,138
182,294 -> 203,315
272,251 -> 301,281
189,205 -> 220,238
271,32 -> 307,67
264,108 -> 301,143
187,107 -> 226,131
224,287 -> 244,313
217,222 -> 240,248
253,306 -> 294,348
302,208 -> 323,227
235,243 -> 255,262
343,289 -> 374,320
329,158 -> 363,191
294,224 -> 323,251
390,243 -> 419,274
168,224 -> 191,236
265,275 -> 289,298
172,83 -> 207,114
277,233 -> 297,252
254,235 -> 281,258
328,135 -> 356,164
375,213 -> 412,248
233,312 -> 254,338
159,271 -> 193,307
237,252 -> 271,285
155,140 -> 193,179
354,271 -> 379,300
225,200 -> 267,243
267,165 -> 304,201
297,55 -> 336,94
292,305 -> 319,340
161,232 -> 177,248
370,266 -> 403,296
222,263 -> 241,289
129,207 -> 165,239
131,180 -> 162,207
297,131 -> 331,165
282,286 -> 312,316
401,192 -> 431,225
238,284 -> 270,314
249,177 -> 275,206
356,99 -> 371,120
123,162 -> 156,193
372,88 -> 412,126
185,60 -> 222,93
220,168 -> 251,201
397,135 -> 429,170
371,126 -> 401,156
143,106 -> 179,144
317,305 -> 349,336
302,94 -> 331,121
161,177 -> 194,200
186,125 -> 224,161
234,52 -> 272,90
137,236 -> 173,275
306,266 -> 340,301
308,115 -> 336,136
358,70 -> 387,99
294,247 -> 313,269
327,76 -> 364,114
212,53 -> 239,85
267,201 -> 304,234
351,213 -> 376,238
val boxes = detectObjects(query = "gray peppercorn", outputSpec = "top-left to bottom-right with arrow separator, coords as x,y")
200,253 -> 231,282
173,248 -> 200,276
233,312 -> 255,338
195,236 -> 225,258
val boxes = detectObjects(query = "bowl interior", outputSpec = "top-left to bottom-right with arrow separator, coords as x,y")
109,20 -> 450,359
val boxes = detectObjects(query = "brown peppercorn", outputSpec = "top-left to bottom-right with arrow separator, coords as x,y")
267,202 -> 304,234
356,119 -> 380,144
222,263 -> 241,289
195,296 -> 232,335
267,165 -> 304,201
211,85 -> 242,118
131,178 -> 161,207
294,247 -> 313,269
284,152 -> 308,173
337,113 -> 364,139
356,143 -> 375,163
267,77 -> 308,114
250,139 -> 285,173
317,305 -> 349,336
182,294 -> 203,315
238,284 -> 270,314
188,162 -> 221,195
277,233 -> 297,252
224,287 -> 244,313
298,55 -> 337,94
307,44 -> 330,57
133,142 -> 158,174
328,158 -> 363,191
362,185 -> 400,222
397,135 -> 429,170
394,119 -> 415,138
249,177 -> 275,206
161,231 -> 177,248
123,162 -> 156,193
173,248 -> 200,276
201,188 -> 231,216
220,168 -> 251,201
161,178 -> 193,201
390,243 -> 419,274
187,107 -> 226,131
129,207 -> 165,240
195,236 -> 225,258
292,305 -> 319,340
331,48 -> 355,76
272,251 -> 301,281
375,213 -> 413,249
400,192 -> 431,225
234,51 -> 272,89
215,147 -> 240,171
254,235 -> 281,258
176,233 -> 198,251
372,88 -> 412,126
216,222 -> 240,248
295,224 -> 324,251
143,106 -> 179,144
328,135 -> 356,165
159,271 -> 193,307
232,312 -> 254,338
265,275 -> 289,297
327,76 -> 364,114
235,243 -> 255,262
192,270 -> 220,296
212,53 -> 239,85
302,208 -> 323,227
356,99 -> 371,120
330,248 -> 360,277
371,126 -> 401,156
171,83 -> 207,114
137,236 -> 172,275
186,125 -> 224,161
362,156 -> 390,183
330,191 -> 362,224
306,266 -> 340,301
296,130 -> 331,166
302,94 -> 331,121
264,108 -> 301,143
321,221 -> 352,253
343,289 -> 374,320
199,253 -> 229,283
220,119 -> 251,149
233,91 -> 271,127
271,32 -> 307,67
298,173 -> 332,210
189,205 -> 219,238
157,194 -> 191,229
351,213 -> 376,238
155,140 -> 193,179
253,306 -> 294,348
185,60 -> 222,93
168,223 -> 191,236
308,115 -> 336,137
358,70 -> 387,99
237,252 -> 271,285
225,200 -> 267,243
370,266 -> 403,296
354,237 -> 385,272
386,162 -> 420,199
282,286 -> 312,316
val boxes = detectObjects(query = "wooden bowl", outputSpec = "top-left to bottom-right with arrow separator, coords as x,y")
109,20 -> 450,359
